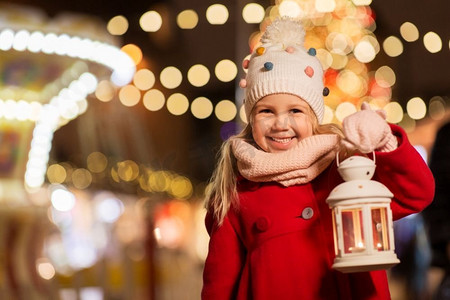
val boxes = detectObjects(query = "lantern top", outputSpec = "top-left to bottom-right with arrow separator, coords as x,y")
338,155 -> 375,181
326,179 -> 393,205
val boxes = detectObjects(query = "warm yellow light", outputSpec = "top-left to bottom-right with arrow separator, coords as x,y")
352,0 -> 372,5
160,66 -> 182,89
170,176 -> 193,199
406,97 -> 426,120
191,97 -> 213,119
117,160 -> 139,182
335,102 -> 357,122
47,164 -> 67,184
398,113 -> 416,133
206,4 -> 229,25
133,69 -> 155,91
354,39 -> 376,63
326,32 -> 353,56
242,3 -> 265,24
336,70 -> 363,97
140,11 -> 163,32
279,1 -> 303,18
107,15 -> 129,36
400,22 -> 419,42
423,32 -> 442,53
215,59 -> 238,82
177,10 -> 199,29
384,102 -> 403,123
383,36 -> 403,57
167,93 -> 189,115
316,49 -> 333,70
121,44 -> 143,65
215,100 -> 237,122
187,64 -> 210,87
330,53 -> 348,70
375,66 -> 396,88
315,0 -> 336,13
323,105 -> 334,124
87,152 -> 108,173
238,104 -> 247,123
36,258 -> 55,280
143,89 -> 165,111
95,80 -> 115,102
72,168 -> 92,189
119,85 -> 141,107
429,96 -> 446,120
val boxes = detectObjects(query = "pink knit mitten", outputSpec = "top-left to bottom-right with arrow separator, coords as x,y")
342,102 -> 398,153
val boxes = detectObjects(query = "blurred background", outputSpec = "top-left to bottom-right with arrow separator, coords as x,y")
0,0 -> 448,299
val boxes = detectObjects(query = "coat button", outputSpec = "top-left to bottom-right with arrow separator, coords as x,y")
255,217 -> 270,232
301,207 -> 314,220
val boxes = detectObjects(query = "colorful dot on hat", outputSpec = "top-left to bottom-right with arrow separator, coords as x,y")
242,59 -> 250,69
256,47 -> 265,56
239,78 -> 247,88
304,66 -> 314,77
308,48 -> 317,56
323,87 -> 330,96
264,62 -> 273,71
285,46 -> 295,53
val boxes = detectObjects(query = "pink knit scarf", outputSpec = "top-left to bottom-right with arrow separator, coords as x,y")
231,134 -> 340,187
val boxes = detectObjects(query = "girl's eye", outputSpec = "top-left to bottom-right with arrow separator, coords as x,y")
291,108 -> 303,113
258,109 -> 272,114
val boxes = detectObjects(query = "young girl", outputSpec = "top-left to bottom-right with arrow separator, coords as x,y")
202,18 -> 434,300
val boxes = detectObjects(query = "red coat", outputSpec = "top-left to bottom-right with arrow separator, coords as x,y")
202,124 -> 435,300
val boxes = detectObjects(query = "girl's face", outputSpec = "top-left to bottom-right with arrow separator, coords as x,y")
251,93 -> 314,153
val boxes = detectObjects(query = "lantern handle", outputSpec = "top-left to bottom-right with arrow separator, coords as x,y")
336,151 -> 376,167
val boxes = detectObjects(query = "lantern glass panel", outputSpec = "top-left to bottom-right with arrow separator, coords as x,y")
342,209 -> 365,254
371,207 -> 390,251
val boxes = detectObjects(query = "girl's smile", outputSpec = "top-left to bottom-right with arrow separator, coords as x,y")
251,93 -> 314,153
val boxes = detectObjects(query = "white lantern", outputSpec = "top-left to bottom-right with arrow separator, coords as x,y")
326,155 -> 400,273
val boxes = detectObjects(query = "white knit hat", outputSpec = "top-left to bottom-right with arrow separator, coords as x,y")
240,18 -> 328,123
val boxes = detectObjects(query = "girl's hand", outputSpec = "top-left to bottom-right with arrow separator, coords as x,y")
342,102 -> 398,153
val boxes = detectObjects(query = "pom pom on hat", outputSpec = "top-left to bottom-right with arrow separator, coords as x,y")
242,18 -> 325,124
261,18 -> 305,47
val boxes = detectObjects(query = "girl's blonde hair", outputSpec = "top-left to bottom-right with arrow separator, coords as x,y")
205,102 -> 344,225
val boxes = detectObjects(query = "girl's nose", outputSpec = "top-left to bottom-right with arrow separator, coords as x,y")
273,113 -> 289,130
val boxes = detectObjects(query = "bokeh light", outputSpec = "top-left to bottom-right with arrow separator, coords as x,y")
384,101 -> 403,123
400,22 -> 419,42
215,59 -> 238,82
315,0 -> 336,13
335,102 -> 357,122
375,66 -> 396,88
72,168 -> 92,189
87,152 -> 108,173
187,64 -> 210,87
423,32 -> 442,53
107,15 -> 129,36
206,4 -> 229,25
191,97 -> 213,119
167,93 -> 189,115
177,10 -> 199,29
383,36 -> 403,57
215,100 -> 237,122
143,89 -> 165,111
140,11 -> 163,32
406,97 -> 426,120
242,3 -> 265,24
429,96 -> 446,120
95,80 -> 115,102
278,1 -> 303,18
119,85 -> 141,107
133,69 -> 155,91
160,66 -> 182,89
47,164 -> 67,184
121,44 -> 143,65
